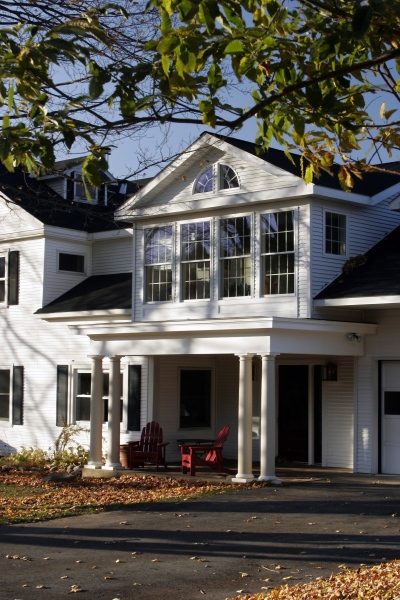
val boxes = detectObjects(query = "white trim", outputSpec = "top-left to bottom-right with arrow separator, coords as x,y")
37,309 -> 132,322
314,296 -> 400,308
0,250 -> 8,308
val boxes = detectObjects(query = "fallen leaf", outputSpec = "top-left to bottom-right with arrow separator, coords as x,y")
240,573 -> 250,577
69,584 -> 84,593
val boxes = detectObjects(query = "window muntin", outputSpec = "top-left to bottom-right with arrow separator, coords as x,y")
220,216 -> 251,297
261,211 -> 295,295
325,211 -> 347,255
59,252 -> 85,273
181,222 -> 211,300
145,226 -> 173,302
194,164 -> 239,195
76,372 -> 123,422
0,369 -> 10,421
0,256 -> 5,302
180,369 -> 212,428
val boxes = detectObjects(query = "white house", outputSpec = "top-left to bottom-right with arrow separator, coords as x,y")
3,133 -> 400,481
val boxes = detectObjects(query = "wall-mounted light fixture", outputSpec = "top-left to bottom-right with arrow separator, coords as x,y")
346,332 -> 362,342
323,360 -> 338,381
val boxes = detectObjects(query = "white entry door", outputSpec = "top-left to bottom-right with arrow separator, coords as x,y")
381,362 -> 400,474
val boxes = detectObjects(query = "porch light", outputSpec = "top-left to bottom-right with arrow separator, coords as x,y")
323,361 -> 338,381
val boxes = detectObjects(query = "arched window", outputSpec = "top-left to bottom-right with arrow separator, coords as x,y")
193,164 -> 239,194
194,166 -> 213,194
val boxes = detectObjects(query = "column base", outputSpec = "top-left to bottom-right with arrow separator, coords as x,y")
232,473 -> 254,484
258,475 -> 282,485
84,462 -> 103,469
103,463 -> 123,470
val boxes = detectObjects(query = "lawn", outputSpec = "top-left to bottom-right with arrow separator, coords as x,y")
0,469 -> 236,525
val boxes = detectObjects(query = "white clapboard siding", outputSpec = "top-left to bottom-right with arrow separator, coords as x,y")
0,199 -> 43,236
45,177 -> 65,197
142,149 -> 299,212
0,236 -> 92,454
43,237 -> 91,306
297,204 -> 311,318
324,357 -> 354,468
311,199 -> 400,301
92,237 -> 132,275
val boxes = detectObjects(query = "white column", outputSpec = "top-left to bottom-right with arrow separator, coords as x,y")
86,355 -> 104,469
258,353 -> 281,484
104,356 -> 122,470
233,353 -> 255,484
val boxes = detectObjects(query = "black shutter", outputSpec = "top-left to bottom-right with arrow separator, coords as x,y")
56,365 -> 69,426
127,365 -> 141,431
66,171 -> 74,200
8,250 -> 19,305
12,366 -> 24,425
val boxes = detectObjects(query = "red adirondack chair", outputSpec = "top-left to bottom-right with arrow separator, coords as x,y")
179,425 -> 235,476
127,421 -> 169,470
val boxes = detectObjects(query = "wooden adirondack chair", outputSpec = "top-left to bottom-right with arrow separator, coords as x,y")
179,425 -> 235,476
127,421 -> 169,470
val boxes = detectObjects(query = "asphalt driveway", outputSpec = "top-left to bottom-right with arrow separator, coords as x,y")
0,472 -> 399,599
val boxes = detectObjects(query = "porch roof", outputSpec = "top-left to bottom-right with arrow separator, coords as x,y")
35,272 -> 132,314
314,225 -> 400,308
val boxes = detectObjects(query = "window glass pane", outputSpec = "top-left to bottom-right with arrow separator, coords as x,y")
384,392 -> 400,415
75,174 -> 97,202
222,257 -> 251,298
220,217 -> 251,258
59,253 -> 85,273
325,211 -> 346,255
78,373 -> 91,396
0,281 -> 4,302
0,257 -> 5,278
261,211 -> 295,295
76,396 -> 91,420
180,369 -> 211,428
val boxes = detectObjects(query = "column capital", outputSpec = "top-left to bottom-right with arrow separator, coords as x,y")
88,355 -> 104,361
258,353 -> 280,359
108,355 -> 122,362
235,353 -> 256,360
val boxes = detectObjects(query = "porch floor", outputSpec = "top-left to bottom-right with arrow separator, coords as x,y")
82,462 -> 400,484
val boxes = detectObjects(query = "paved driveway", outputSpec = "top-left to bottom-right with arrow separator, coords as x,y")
0,472 -> 399,599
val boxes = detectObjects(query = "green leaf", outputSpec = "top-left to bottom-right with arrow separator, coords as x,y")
304,163 -> 314,184
7,85 -> 14,112
224,40 -> 245,54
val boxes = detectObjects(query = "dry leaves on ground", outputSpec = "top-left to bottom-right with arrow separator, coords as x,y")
0,470 -> 237,524
227,561 -> 400,600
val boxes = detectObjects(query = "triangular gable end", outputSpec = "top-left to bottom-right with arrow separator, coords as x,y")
116,133 -> 306,220
0,191 -> 45,237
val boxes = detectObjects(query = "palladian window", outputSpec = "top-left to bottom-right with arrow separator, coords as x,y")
194,164 -> 239,194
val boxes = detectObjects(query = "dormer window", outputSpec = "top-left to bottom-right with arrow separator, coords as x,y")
193,164 -> 239,194
74,173 -> 98,203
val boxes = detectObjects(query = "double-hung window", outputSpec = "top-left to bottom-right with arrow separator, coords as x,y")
181,222 -> 211,300
76,372 -> 122,422
0,251 -> 19,306
220,216 -> 252,298
0,369 -> 10,420
144,226 -> 173,302
0,366 -> 23,424
325,211 -> 347,256
261,211 -> 295,295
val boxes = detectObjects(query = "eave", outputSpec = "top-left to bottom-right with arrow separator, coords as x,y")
314,296 -> 400,309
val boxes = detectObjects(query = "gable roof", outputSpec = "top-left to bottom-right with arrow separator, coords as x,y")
314,225 -> 400,305
0,166 -> 144,233
219,134 -> 400,196
36,273 -> 132,314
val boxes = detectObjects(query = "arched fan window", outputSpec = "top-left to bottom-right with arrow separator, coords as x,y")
193,164 -> 239,194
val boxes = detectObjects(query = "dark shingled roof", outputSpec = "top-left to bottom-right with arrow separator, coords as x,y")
314,225 -> 400,300
36,273 -> 132,314
209,133 -> 400,196
0,166 -> 144,233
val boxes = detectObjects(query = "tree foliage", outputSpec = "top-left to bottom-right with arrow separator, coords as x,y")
2,0 -> 400,189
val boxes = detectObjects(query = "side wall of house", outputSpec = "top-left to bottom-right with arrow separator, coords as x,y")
311,198 -> 400,311
92,235 -> 132,275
